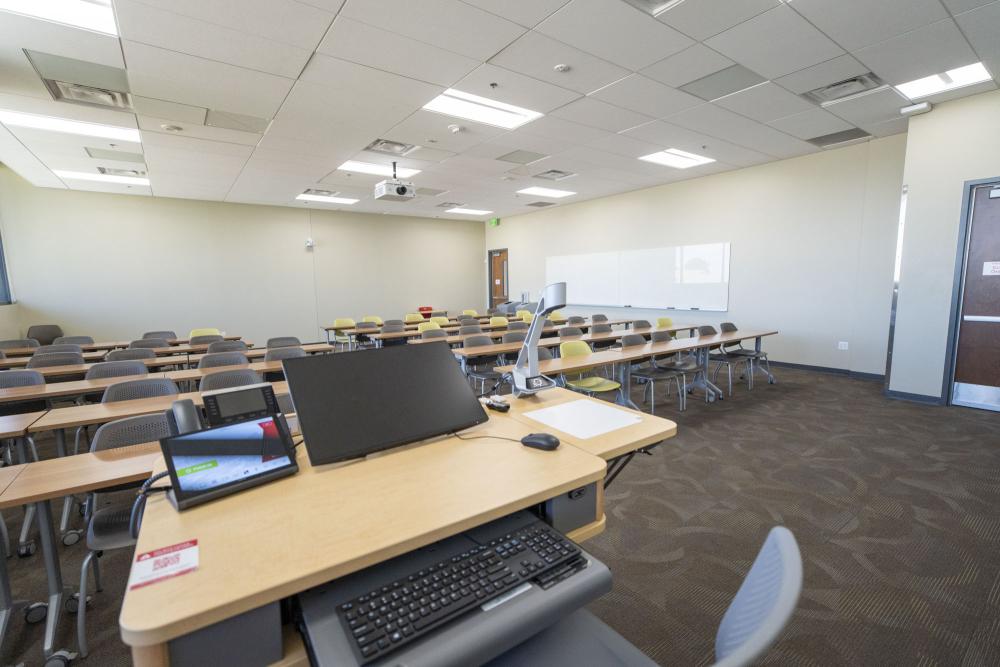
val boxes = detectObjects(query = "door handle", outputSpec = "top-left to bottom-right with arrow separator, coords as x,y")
964,315 -> 1000,322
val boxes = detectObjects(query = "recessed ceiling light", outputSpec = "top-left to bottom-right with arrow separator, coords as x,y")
447,207 -> 493,215
337,160 -> 420,178
53,169 -> 149,185
0,0 -> 117,35
895,62 -> 992,101
423,89 -> 543,130
638,148 -> 715,169
0,109 -> 140,142
516,186 -> 576,198
296,193 -> 359,205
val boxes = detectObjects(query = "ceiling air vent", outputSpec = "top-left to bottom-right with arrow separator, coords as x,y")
806,128 -> 872,149
365,138 -> 418,157
436,202 -> 464,208
303,188 -> 339,197
85,147 -> 145,163
98,166 -> 146,177
497,149 -> 547,165
45,80 -> 132,110
534,169 -> 574,181
526,201 -> 556,207
416,187 -> 447,196
803,73 -> 884,105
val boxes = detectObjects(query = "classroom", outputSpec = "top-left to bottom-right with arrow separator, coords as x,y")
0,1 -> 998,665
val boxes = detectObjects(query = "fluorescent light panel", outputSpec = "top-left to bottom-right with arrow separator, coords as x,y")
423,89 -> 543,130
639,148 -> 715,169
895,62 -> 991,100
0,0 -> 117,35
296,193 -> 359,205
337,160 -> 420,178
0,109 -> 140,142
447,207 -> 493,215
53,170 -> 148,185
517,186 -> 575,198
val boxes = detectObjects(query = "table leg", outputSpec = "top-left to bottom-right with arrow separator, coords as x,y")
53,430 -> 82,544
687,349 -> 723,402
14,437 -> 37,557
616,363 -> 641,411
36,499 -> 76,661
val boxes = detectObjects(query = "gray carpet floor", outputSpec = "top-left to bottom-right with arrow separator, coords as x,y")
3,367 -> 999,666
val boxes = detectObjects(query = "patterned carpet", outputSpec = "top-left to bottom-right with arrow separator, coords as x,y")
3,367 -> 999,665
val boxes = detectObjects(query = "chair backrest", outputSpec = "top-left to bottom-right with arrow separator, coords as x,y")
355,321 -> 378,330
566,316 -> 586,325
507,321 -> 529,331
267,336 -> 301,349
362,316 -> 383,325
537,347 -> 553,361
459,325 -> 482,335
559,327 -> 583,338
190,335 -> 224,345
383,319 -> 404,326
421,329 -> 448,339
264,347 -> 306,362
143,330 -> 177,340
130,338 -> 167,349
550,310 -> 564,321
27,351 -> 84,368
0,338 -> 39,349
198,352 -> 248,369
713,527 -> 802,667
463,335 -> 493,349
620,334 -> 646,347
381,324 -> 405,333
559,340 -> 591,358
456,314 -> 477,323
107,348 -> 155,361
542,319 -> 554,328
651,330 -> 675,343
720,322 -> 738,333
657,317 -> 674,329
54,335 -> 94,345
462,310 -> 478,316
207,340 -> 248,353
591,314 -> 609,323
91,412 -> 174,453
199,369 -> 263,392
699,325 -> 719,336
521,313 -> 533,323
502,331 -> 527,344
430,316 -> 450,326
515,309 -> 531,319
101,378 -> 179,403
35,343 -> 82,354
0,369 -> 44,388
26,324 -> 63,346
404,313 -> 424,323
489,316 -> 509,327
633,320 -> 651,329
591,324 -> 613,334
189,328 -> 221,339
416,322 -> 440,333
85,361 -> 148,380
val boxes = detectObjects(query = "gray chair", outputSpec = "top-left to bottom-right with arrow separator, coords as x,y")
128,338 -> 167,349
266,337 -> 300,349
718,322 -> 773,388
207,340 -> 248,354
76,412 -> 175,658
101,378 -> 178,403
85,361 -> 147,380
54,336 -> 94,345
142,330 -> 176,341
380,323 -> 407,346
463,335 -> 501,393
381,323 -> 405,333
625,334 -> 686,412
264,347 -> 305,362
190,334 -> 224,345
0,338 -> 39,350
35,344 -> 83,355
633,319 -> 652,329
0,370 -> 44,555
507,321 -> 529,331
199,369 -> 263,392
26,325 -> 63,346
106,348 -> 155,361
566,316 -> 586,325
459,325 -> 482,335
354,322 -> 379,349
198,352 -> 248,369
537,346 -> 553,361
421,329 -> 448,340
591,314 -> 609,323
590,323 -> 616,350
559,327 -> 583,339
501,331 -> 526,344
27,351 -> 84,368
383,319 -> 404,326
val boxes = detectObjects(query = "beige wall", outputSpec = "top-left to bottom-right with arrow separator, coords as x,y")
486,134 -> 907,375
0,166 -> 486,344
888,89 -> 1000,398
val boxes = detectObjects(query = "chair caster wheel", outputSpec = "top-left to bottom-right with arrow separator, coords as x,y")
44,649 -> 77,666
17,541 -> 36,557
25,602 -> 47,623
64,593 -> 91,614
61,530 -> 82,546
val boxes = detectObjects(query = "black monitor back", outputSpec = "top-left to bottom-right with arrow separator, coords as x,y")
283,343 -> 489,465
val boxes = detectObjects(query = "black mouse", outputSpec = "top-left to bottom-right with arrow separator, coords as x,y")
521,433 -> 560,451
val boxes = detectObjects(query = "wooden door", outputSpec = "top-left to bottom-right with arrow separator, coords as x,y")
489,249 -> 508,308
952,183 -> 1000,410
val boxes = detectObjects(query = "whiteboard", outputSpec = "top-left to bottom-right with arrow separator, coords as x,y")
545,243 -> 730,311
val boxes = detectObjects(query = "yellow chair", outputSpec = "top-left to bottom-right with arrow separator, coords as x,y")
657,317 -> 673,329
521,312 -> 533,323
416,322 -> 441,333
362,315 -> 383,326
462,309 -> 479,316
189,327 -> 220,339
489,316 -> 509,327
550,310 -> 565,322
404,313 -> 424,324
430,316 -> 451,326
332,318 -> 355,350
515,309 -> 531,320
559,340 -> 622,399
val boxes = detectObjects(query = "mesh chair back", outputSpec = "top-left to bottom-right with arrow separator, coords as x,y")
651,330 -> 674,343
381,324 -> 405,333
458,325 -> 482,335
456,315 -> 477,322
566,316 -> 586,325
267,337 -> 301,349
559,327 -> 583,338
207,340 -> 248,353
26,325 -> 63,346
421,329 -> 448,340
102,378 -> 178,403
27,352 -> 84,368
190,335 -> 225,345
559,341 -> 591,358
720,322 -> 738,333
463,335 -> 493,348
489,316 -> 509,327
143,331 -> 176,340
537,347 -> 553,361
189,328 -> 221,338
265,347 -> 306,362
0,370 -> 44,388
657,317 -> 674,329
92,412 -> 173,453
36,344 -> 82,354
502,332 -> 526,344
591,314 -> 609,323
591,324 -> 613,334
383,319 -> 404,326
620,334 -> 646,347
199,369 -> 263,392
507,321 -> 528,331
198,352 -> 248,369
430,317 -> 451,326
416,322 -> 440,333
714,527 -> 802,667
698,325 -> 719,336
633,320 -> 651,329
130,338 -> 167,349
0,338 -> 39,349
356,321 -> 378,330
54,335 -> 94,345
85,361 -> 148,380
107,348 -> 155,361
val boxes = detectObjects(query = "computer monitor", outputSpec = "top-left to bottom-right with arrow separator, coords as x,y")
283,343 -> 489,465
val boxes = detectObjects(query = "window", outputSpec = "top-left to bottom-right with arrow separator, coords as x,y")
0,231 -> 12,304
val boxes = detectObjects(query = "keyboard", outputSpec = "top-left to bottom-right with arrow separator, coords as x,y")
336,520 -> 584,664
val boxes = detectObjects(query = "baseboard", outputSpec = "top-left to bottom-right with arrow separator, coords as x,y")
884,389 -> 946,405
768,360 -> 884,382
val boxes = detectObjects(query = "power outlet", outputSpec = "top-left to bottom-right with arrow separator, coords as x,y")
837,341 -> 849,351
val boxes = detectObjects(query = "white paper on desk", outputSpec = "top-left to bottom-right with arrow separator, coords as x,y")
522,399 -> 641,439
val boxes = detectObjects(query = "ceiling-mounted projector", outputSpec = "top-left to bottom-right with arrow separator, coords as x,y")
374,160 -> 415,201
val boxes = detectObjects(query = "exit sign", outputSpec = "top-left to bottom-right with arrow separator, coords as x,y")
488,218 -> 500,227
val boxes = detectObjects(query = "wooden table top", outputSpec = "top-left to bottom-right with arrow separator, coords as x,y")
375,319 -> 633,341
186,343 -> 331,364
0,350 -> 108,368
0,373 -> 157,404
1,336 -> 242,356
0,465 -> 23,498
0,411 -> 47,438
425,324 -> 698,352
12,356 -> 188,379
161,361 -> 282,382
331,316 -> 572,333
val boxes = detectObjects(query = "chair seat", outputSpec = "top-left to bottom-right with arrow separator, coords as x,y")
567,376 -> 621,393
632,365 -> 684,380
87,506 -> 136,551
726,349 -> 765,358
657,358 -> 699,372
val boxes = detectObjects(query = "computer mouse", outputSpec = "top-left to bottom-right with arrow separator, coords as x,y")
521,433 -> 560,451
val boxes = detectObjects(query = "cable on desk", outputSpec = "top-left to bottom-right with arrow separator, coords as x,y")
452,430 -> 524,445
